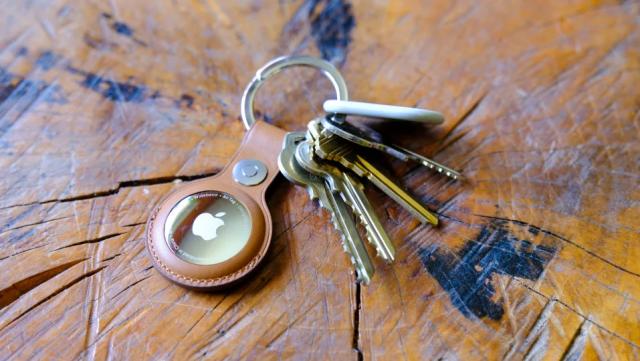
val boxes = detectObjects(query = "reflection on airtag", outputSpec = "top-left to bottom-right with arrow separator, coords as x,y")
164,191 -> 252,265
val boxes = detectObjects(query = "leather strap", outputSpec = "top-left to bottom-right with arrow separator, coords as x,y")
146,121 -> 287,290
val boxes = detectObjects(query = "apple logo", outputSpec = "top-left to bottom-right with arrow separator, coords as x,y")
192,212 -> 226,241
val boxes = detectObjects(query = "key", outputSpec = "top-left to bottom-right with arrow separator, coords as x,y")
305,117 -> 325,143
320,116 -> 462,180
279,132 -> 332,208
295,139 -> 396,263
278,132 -> 374,283
309,119 -> 438,225
323,100 -> 445,124
315,134 -> 440,226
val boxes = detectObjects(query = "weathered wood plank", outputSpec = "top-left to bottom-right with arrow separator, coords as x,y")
0,0 -> 638,359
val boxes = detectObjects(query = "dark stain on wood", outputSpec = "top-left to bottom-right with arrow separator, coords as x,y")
100,12 -> 147,46
112,21 -> 134,37
61,62 -> 190,106
101,12 -> 134,37
35,51 -> 59,71
66,65 -> 147,102
15,47 -> 28,57
83,33 -> 117,51
0,66 -> 67,105
1,49 -> 192,106
418,220 -> 557,320
177,93 -> 195,108
309,0 -> 355,63
83,73 -> 146,102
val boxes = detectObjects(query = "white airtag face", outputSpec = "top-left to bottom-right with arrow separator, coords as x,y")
164,191 -> 252,265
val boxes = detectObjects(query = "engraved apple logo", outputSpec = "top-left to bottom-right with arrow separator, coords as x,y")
192,212 -> 226,241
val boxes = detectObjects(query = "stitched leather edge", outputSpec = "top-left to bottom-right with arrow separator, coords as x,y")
145,204 -> 268,288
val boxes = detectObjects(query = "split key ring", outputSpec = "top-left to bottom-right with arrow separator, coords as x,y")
241,55 -> 349,129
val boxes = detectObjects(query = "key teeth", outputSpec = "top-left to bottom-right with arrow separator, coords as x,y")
306,187 -> 318,201
363,232 -> 390,263
327,209 -> 370,282
317,197 -> 333,214
342,196 -> 391,261
359,221 -> 389,260
317,198 -> 356,263
327,211 -> 353,256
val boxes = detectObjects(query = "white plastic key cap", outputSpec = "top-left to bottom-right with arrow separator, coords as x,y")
323,100 -> 444,124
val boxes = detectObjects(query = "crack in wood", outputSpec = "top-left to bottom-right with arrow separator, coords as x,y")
0,244 -> 46,261
50,232 -> 125,252
196,276 -> 277,356
503,298 -> 556,360
0,170 -> 220,210
353,282 -> 363,361
99,253 -> 122,263
518,282 -> 639,349
0,215 -> 71,234
561,319 -> 591,361
273,210 -> 317,240
0,259 -> 87,309
168,309 -> 211,357
121,221 -> 145,228
110,275 -> 152,300
57,171 -> 220,203
425,212 -> 639,346
1,265 -> 107,331
523,325 -> 550,361
261,300 -> 323,350
521,299 -> 556,356
437,93 -> 486,152
436,128 -> 472,155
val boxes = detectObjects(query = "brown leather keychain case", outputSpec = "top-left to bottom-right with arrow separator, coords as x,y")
146,55 -> 349,290
146,121 -> 286,290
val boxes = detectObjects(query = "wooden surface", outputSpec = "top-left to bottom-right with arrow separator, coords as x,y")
0,0 -> 638,360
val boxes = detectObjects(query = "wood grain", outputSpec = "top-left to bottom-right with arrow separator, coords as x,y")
0,0 -> 638,359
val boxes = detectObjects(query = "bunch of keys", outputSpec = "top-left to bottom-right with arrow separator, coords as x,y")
146,56 -> 461,290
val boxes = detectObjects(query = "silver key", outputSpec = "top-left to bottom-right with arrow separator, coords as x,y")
320,116 -> 462,180
296,138 -> 396,263
279,132 -> 374,283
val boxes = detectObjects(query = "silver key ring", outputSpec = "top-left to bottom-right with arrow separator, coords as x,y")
241,56 -> 349,130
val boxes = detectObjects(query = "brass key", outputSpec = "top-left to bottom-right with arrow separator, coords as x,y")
315,134 -> 439,226
279,132 -> 374,283
296,138 -> 396,263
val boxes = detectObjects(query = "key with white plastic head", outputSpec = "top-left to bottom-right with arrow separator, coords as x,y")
320,116 -> 462,180
323,100 -> 444,124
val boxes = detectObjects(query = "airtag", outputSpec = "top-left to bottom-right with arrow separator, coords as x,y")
145,122 -> 280,290
164,191 -> 252,266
